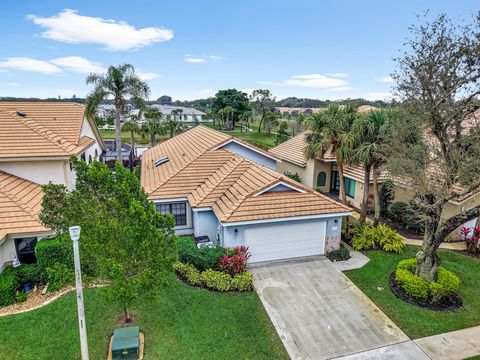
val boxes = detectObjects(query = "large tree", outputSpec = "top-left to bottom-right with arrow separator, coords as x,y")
250,89 -> 276,132
86,64 -> 150,162
305,104 -> 356,204
142,107 -> 164,145
212,89 -> 250,127
40,158 -> 176,322
391,13 -> 480,281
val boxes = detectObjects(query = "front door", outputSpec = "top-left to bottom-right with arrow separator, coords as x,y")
330,171 -> 340,192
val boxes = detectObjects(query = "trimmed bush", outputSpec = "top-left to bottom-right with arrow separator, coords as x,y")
200,269 -> 232,292
232,273 -> 254,291
46,263 -> 74,292
15,263 -> 45,284
173,261 -> 201,286
175,237 -> 226,271
0,267 -> 20,306
395,268 -> 429,300
327,245 -> 351,262
35,235 -> 72,273
397,258 -> 417,272
430,267 -> 460,303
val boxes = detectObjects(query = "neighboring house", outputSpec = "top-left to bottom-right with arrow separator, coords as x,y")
270,131 -> 480,228
150,105 -> 206,122
0,102 -> 106,271
103,139 -> 133,163
141,125 -> 351,263
275,107 -> 324,116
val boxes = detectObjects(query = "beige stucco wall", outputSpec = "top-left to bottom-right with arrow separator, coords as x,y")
346,179 -> 375,209
276,161 -> 307,185
0,160 -> 72,187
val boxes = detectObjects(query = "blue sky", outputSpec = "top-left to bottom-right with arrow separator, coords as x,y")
0,1 -> 477,101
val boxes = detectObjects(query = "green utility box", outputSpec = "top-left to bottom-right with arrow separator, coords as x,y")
111,326 -> 140,360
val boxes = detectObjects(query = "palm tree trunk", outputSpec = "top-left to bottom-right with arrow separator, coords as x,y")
372,163 -> 381,226
130,131 -> 136,150
115,102 -> 123,163
338,162 -> 347,204
151,134 -> 156,146
359,164 -> 372,223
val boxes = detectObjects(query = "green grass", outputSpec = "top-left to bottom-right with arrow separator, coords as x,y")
345,246 -> 480,339
0,276 -> 287,360
223,130 -> 277,149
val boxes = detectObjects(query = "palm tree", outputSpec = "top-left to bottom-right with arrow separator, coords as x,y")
86,64 -> 150,162
122,121 -> 140,149
164,115 -> 182,138
305,104 -> 356,204
143,107 -> 164,145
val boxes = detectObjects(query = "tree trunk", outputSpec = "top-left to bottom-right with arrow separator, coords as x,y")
416,212 -> 442,281
338,162 -> 347,204
359,164 -> 372,223
115,102 -> 123,163
170,127 -> 174,138
258,115 -> 264,133
124,306 -> 131,323
372,163 -> 381,226
151,134 -> 156,146
130,131 -> 135,150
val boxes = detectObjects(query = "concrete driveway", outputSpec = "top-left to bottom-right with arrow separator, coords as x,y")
251,257 -> 409,360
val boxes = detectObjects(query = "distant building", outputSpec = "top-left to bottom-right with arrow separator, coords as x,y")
275,107 -> 324,116
150,105 -> 206,122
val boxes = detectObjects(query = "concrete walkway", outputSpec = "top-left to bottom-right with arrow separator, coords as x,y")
251,257 -> 408,360
401,237 -> 466,251
331,242 -> 370,271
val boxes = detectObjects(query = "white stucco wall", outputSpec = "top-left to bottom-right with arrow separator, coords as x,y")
80,118 -> 103,164
193,210 -> 220,243
0,160 -> 71,187
0,232 -> 53,272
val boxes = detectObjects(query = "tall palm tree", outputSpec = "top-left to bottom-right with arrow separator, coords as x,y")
143,107 -> 164,145
164,115 -> 182,138
305,104 -> 356,204
122,121 -> 140,149
86,64 -> 150,162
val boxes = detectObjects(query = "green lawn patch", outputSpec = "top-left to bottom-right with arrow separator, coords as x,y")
224,130 -> 277,149
0,276 -> 287,360
345,245 -> 480,339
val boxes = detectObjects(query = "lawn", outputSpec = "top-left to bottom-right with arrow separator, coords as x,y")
223,130 -> 276,149
345,245 -> 480,339
0,276 -> 288,360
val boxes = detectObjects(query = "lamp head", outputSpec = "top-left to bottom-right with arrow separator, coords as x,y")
68,226 -> 81,242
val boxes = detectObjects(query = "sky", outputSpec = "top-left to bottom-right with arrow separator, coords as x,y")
0,1 -> 477,101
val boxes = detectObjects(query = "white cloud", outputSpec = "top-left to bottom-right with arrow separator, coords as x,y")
137,71 -> 162,81
327,72 -> 349,78
50,56 -> 106,73
0,57 -> 62,74
283,74 -> 350,90
28,9 -> 174,51
184,54 -> 222,63
4,82 -> 20,87
375,75 -> 394,83
363,92 -> 392,101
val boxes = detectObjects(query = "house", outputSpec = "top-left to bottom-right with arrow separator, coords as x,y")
270,131 -> 480,228
0,102 -> 106,271
103,139 -> 134,163
150,105 -> 206,122
141,125 -> 351,263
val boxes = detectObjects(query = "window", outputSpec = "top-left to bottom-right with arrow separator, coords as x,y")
15,237 -> 37,264
344,178 -> 356,198
157,203 -> 187,226
95,149 -> 98,159
88,155 -> 92,164
316,171 -> 326,187
80,152 -> 86,162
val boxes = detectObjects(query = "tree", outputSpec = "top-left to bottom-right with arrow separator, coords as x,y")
217,106 -> 235,129
251,89 -> 276,132
122,121 -> 140,149
305,104 -> 356,204
391,13 -> 480,281
275,121 -> 290,145
212,89 -> 250,127
86,64 -> 150,162
264,112 -> 279,136
165,111 -> 182,138
157,95 -> 172,105
143,107 -> 164,145
40,158 -> 176,322
379,180 -> 395,218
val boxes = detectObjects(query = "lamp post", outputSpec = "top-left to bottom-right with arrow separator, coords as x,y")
69,226 -> 89,360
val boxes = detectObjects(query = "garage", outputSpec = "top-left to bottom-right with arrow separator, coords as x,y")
243,220 -> 326,263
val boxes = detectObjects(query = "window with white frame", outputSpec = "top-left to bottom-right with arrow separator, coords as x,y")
157,203 -> 187,226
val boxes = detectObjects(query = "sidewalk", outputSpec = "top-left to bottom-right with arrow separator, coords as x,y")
331,241 -> 370,271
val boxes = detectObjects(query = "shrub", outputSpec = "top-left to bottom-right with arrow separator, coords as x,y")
173,261 -> 201,286
430,267 -> 460,303
200,269 -> 232,292
379,180 -> 395,218
397,258 -> 417,272
15,263 -> 45,284
217,247 -> 251,276
175,237 -> 226,271
351,226 -> 377,251
232,272 -> 254,291
15,290 -> 28,303
327,245 -> 351,262
376,224 -> 405,254
35,235 -> 72,273
284,171 -> 302,183
395,268 -> 429,300
46,263 -> 74,292
0,267 -> 20,306
388,201 -> 425,234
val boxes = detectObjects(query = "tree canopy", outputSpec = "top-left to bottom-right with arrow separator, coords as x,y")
212,89 -> 250,126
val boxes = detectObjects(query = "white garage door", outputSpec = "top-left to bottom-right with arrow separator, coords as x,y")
245,220 -> 326,263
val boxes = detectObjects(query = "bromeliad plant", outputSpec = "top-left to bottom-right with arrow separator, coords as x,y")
217,247 -> 251,276
461,226 -> 480,254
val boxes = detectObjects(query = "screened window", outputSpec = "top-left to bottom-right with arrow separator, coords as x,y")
15,237 -> 38,264
316,171 -> 327,187
157,203 -> 187,226
344,178 -> 356,198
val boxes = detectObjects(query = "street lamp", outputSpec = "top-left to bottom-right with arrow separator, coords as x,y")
69,226 -> 89,360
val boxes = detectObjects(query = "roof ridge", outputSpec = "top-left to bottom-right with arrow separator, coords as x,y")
191,155 -> 245,206
16,113 -> 76,154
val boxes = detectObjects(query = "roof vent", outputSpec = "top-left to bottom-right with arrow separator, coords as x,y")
16,111 -> 26,117
155,157 -> 169,167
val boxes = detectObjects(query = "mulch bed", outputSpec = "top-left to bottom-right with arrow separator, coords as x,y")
389,272 -> 462,311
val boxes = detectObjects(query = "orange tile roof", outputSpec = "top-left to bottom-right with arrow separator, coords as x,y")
0,171 -> 48,240
142,126 -> 350,223
0,102 -> 97,159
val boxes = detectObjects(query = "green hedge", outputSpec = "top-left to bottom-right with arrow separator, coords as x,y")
0,267 -> 20,306
175,237 -> 226,271
396,268 -> 429,300
173,261 -> 253,292
15,263 -> 45,284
